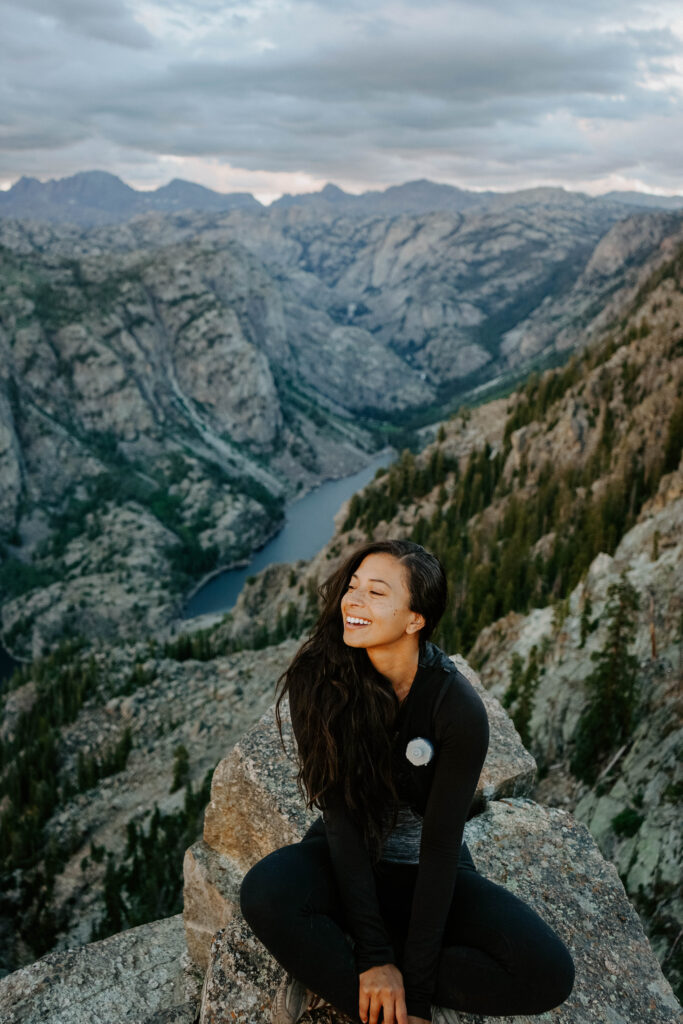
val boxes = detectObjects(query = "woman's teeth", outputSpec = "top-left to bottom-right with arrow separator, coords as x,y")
346,617 -> 371,625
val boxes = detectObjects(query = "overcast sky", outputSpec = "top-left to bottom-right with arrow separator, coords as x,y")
1,0 -> 682,203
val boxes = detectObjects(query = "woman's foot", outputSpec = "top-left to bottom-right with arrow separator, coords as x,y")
271,972 -> 329,1023
307,992 -> 329,1011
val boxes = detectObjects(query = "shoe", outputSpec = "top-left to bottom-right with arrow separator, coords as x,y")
271,971 -> 329,1024
431,1006 -> 462,1024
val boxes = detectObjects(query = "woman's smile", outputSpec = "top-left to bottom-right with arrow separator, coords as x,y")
345,615 -> 372,629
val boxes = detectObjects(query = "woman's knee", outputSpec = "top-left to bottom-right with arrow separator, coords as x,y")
240,842 -> 321,929
504,905 -> 575,1010
239,855 -> 283,932
547,937 -> 575,1007
523,927 -> 575,1010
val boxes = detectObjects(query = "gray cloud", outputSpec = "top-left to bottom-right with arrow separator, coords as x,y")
0,0 -> 682,194
2,0 -> 153,47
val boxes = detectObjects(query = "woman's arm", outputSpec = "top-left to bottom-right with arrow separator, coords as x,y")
322,782 -> 397,972
288,699 -> 396,971
400,678 -> 490,1021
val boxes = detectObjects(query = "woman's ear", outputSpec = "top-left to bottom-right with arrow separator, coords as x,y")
407,612 -> 426,635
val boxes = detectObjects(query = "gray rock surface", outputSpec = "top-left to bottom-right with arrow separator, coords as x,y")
462,799 -> 681,1023
0,913 -> 203,1024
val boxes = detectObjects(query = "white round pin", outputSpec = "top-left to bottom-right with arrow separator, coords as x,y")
405,736 -> 434,766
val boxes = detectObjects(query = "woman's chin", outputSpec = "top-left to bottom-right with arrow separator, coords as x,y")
342,630 -> 369,647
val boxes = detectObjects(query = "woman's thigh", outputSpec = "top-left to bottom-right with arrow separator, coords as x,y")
442,865 -> 569,973
373,859 -> 570,979
371,855 -> 477,961
435,866 -> 575,1013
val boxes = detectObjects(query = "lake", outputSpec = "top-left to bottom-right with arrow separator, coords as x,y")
182,447 -> 397,618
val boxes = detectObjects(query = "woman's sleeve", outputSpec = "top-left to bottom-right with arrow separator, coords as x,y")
321,783 -> 397,972
288,697 -> 396,973
401,679 -> 490,1021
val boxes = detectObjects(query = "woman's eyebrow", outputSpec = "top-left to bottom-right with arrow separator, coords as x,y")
350,573 -> 391,587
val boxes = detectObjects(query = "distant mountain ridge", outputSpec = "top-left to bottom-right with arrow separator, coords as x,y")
0,171 -> 261,225
2,170 -> 683,226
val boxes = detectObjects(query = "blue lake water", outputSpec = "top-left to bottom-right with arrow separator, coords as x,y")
182,447 -> 397,618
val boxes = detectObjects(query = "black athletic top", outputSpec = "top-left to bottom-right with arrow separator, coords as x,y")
297,641 -> 490,1021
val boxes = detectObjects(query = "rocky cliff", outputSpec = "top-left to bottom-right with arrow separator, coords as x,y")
0,218 -> 395,660
0,634 -> 304,967
468,471 -> 683,997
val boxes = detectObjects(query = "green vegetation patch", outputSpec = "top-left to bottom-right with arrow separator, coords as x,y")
570,572 -> 641,785
88,767 -> 214,940
611,807 -> 645,838
0,636 -> 135,967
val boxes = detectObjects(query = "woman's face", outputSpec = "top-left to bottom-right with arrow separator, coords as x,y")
340,552 -> 425,650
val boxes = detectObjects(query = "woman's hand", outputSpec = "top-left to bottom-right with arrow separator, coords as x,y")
358,963 -> 407,1024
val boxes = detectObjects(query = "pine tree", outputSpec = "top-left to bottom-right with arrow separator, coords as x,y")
502,648 -> 540,749
170,744 -> 190,793
570,572 -> 641,783
502,653 -> 524,709
579,594 -> 593,648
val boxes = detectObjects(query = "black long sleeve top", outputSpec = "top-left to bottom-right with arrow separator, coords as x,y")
296,641 -> 490,1021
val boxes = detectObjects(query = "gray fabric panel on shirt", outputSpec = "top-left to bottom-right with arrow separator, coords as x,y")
379,799 -> 423,864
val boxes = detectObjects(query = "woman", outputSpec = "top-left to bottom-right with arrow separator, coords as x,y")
240,539 -> 575,1024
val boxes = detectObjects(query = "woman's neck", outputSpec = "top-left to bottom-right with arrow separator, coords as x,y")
366,637 -> 420,702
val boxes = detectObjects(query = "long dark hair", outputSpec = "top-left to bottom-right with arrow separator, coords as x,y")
274,538 -> 448,863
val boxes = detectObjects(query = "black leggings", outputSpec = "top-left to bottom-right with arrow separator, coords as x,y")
239,826 -> 575,1020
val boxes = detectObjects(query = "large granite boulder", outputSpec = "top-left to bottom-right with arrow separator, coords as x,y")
184,658 -> 681,1024
198,800 -> 681,1024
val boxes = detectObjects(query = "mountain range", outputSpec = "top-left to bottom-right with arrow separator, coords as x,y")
2,170 -> 683,227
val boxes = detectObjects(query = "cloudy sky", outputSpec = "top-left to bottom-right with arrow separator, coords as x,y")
1,0 -> 682,203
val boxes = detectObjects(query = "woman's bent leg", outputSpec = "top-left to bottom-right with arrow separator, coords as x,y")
239,834 -> 362,1021
433,865 -> 575,1017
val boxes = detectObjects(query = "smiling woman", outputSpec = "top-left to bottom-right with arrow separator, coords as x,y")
239,539 -> 575,1024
